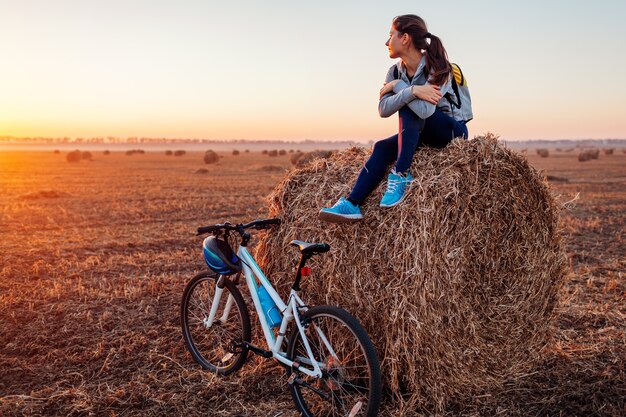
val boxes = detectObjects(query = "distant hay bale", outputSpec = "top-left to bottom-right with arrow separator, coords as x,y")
289,149 -> 295,153
53,149 -> 60,154
66,150 -> 81,163
536,148 -> 549,157
204,150 -> 219,164
257,165 -> 287,172
262,150 -> 268,155
165,150 -> 173,156
555,148 -> 562,152
578,149 -> 599,162
546,175 -> 569,183
278,149 -> 287,155
603,148 -> 614,155
578,151 -> 593,162
81,151 -> 92,160
232,149 -> 240,156
103,150 -> 111,155
174,150 -> 186,156
292,150 -> 334,167
268,150 -> 278,157
19,190 -> 67,200
245,149 -> 250,153
255,135 -> 567,412
194,168 -> 209,174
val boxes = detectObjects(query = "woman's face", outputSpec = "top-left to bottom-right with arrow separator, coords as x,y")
385,25 -> 405,58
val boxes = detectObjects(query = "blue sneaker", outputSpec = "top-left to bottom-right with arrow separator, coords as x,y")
319,197 -> 363,223
380,170 -> 413,207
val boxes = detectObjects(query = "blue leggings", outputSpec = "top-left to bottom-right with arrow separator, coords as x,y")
348,107 -> 468,205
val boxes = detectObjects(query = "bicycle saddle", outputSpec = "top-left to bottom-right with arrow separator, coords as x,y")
289,240 -> 330,255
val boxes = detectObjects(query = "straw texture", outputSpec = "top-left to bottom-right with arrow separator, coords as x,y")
255,134 -> 567,412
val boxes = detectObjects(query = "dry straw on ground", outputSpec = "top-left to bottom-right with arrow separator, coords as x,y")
255,134 -> 568,413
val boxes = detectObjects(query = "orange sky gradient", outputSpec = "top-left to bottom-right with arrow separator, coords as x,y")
2,1 -> 626,142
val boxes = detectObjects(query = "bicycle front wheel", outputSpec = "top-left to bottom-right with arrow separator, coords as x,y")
181,272 -> 251,375
286,305 -> 381,417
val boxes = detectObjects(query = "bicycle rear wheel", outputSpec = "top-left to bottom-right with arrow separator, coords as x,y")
181,272 -> 251,375
286,305 -> 381,417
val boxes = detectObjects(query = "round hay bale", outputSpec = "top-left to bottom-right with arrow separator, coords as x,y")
194,168 -> 209,174
262,149 -> 268,155
53,149 -> 60,154
174,150 -> 186,156
257,165 -> 287,172
279,149 -> 287,156
255,135 -> 567,412
232,149 -> 240,156
603,148 -> 614,155
268,149 -> 279,157
66,150 -> 81,163
103,150 -> 111,155
293,150 -> 333,167
536,148 -> 549,157
81,151 -> 92,160
578,150 -> 593,162
125,149 -> 135,156
204,150 -> 219,164
165,150 -> 173,156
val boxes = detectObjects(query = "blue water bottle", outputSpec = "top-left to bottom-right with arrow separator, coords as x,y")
257,285 -> 282,328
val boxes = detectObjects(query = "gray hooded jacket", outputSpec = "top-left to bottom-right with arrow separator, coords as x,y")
378,56 -> 470,122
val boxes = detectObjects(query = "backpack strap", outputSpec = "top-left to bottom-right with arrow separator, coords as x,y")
445,63 -> 462,109
393,65 -> 399,80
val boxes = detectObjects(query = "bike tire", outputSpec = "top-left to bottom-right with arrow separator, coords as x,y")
181,271 -> 251,375
286,305 -> 381,417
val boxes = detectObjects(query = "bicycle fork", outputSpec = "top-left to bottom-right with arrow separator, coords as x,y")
205,276 -> 234,328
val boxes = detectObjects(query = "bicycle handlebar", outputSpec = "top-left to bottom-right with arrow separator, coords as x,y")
197,218 -> 281,235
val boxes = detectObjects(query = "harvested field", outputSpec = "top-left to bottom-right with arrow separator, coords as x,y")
0,146 -> 624,416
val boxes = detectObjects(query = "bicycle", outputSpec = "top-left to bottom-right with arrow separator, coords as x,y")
181,217 -> 381,417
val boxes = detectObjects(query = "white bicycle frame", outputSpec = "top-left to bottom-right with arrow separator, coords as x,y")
205,244 -> 337,379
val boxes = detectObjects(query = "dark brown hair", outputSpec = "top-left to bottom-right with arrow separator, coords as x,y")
393,14 -> 451,86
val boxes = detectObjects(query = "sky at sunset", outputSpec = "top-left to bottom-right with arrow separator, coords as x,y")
1,0 -> 625,142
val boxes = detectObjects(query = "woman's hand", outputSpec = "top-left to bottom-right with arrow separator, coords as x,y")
411,84 -> 442,104
379,79 -> 399,98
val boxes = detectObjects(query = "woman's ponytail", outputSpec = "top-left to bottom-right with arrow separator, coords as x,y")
424,33 -> 451,86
